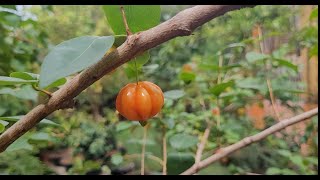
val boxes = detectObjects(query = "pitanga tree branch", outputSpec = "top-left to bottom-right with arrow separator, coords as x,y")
0,5 -> 255,152
181,108 -> 318,175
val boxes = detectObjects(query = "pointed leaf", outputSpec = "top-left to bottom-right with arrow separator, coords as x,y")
45,78 -> 67,89
0,115 -> 60,127
6,135 -> 33,152
0,76 -> 37,86
272,58 -> 298,72
210,81 -> 234,97
10,72 -> 39,80
39,36 -> 115,88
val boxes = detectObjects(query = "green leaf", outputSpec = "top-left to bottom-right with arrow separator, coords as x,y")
236,77 -> 267,92
29,132 -> 53,142
0,76 -> 38,86
111,153 -> 123,166
0,120 -> 9,133
6,135 -> 33,152
245,52 -> 269,63
277,149 -> 291,157
210,81 -> 234,97
0,120 -> 9,127
309,44 -> 318,58
0,108 -> 6,116
116,122 -> 133,132
102,5 -> 161,35
10,72 -> 39,80
128,51 -> 150,68
309,7 -> 318,20
272,58 -> 298,72
169,133 -> 198,150
179,71 -> 196,82
0,115 -> 60,127
45,78 -> 67,89
164,90 -> 185,100
39,36 -> 115,88
221,42 -> 245,52
0,123 -> 5,133
114,35 -> 127,47
0,86 -> 38,101
124,65 -> 139,79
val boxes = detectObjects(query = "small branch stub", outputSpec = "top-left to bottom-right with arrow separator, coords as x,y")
32,84 -> 52,98
120,6 -> 132,36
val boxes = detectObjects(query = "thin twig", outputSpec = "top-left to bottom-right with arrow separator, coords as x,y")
181,108 -> 318,175
195,98 -> 212,166
162,127 -> 167,175
141,124 -> 148,175
257,24 -> 281,121
120,6 -> 132,36
266,78 -> 281,120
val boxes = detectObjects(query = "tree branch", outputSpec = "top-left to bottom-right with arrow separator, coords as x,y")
0,5 -> 255,153
181,108 -> 318,175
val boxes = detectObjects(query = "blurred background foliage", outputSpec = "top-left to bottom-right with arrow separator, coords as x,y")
0,5 -> 318,175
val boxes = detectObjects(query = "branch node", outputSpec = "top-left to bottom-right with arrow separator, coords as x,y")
58,99 -> 77,110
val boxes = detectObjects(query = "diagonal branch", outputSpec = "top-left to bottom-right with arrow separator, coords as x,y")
181,107 -> 318,175
0,5 -> 255,153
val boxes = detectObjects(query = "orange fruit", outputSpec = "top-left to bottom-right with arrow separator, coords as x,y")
116,81 -> 164,121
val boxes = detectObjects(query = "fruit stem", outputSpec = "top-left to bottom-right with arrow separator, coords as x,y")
162,126 -> 167,175
141,123 -> 149,175
134,59 -> 139,85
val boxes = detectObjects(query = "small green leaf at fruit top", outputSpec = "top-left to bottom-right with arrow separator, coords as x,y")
102,5 -> 161,35
39,36 -> 115,88
139,121 -> 148,127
